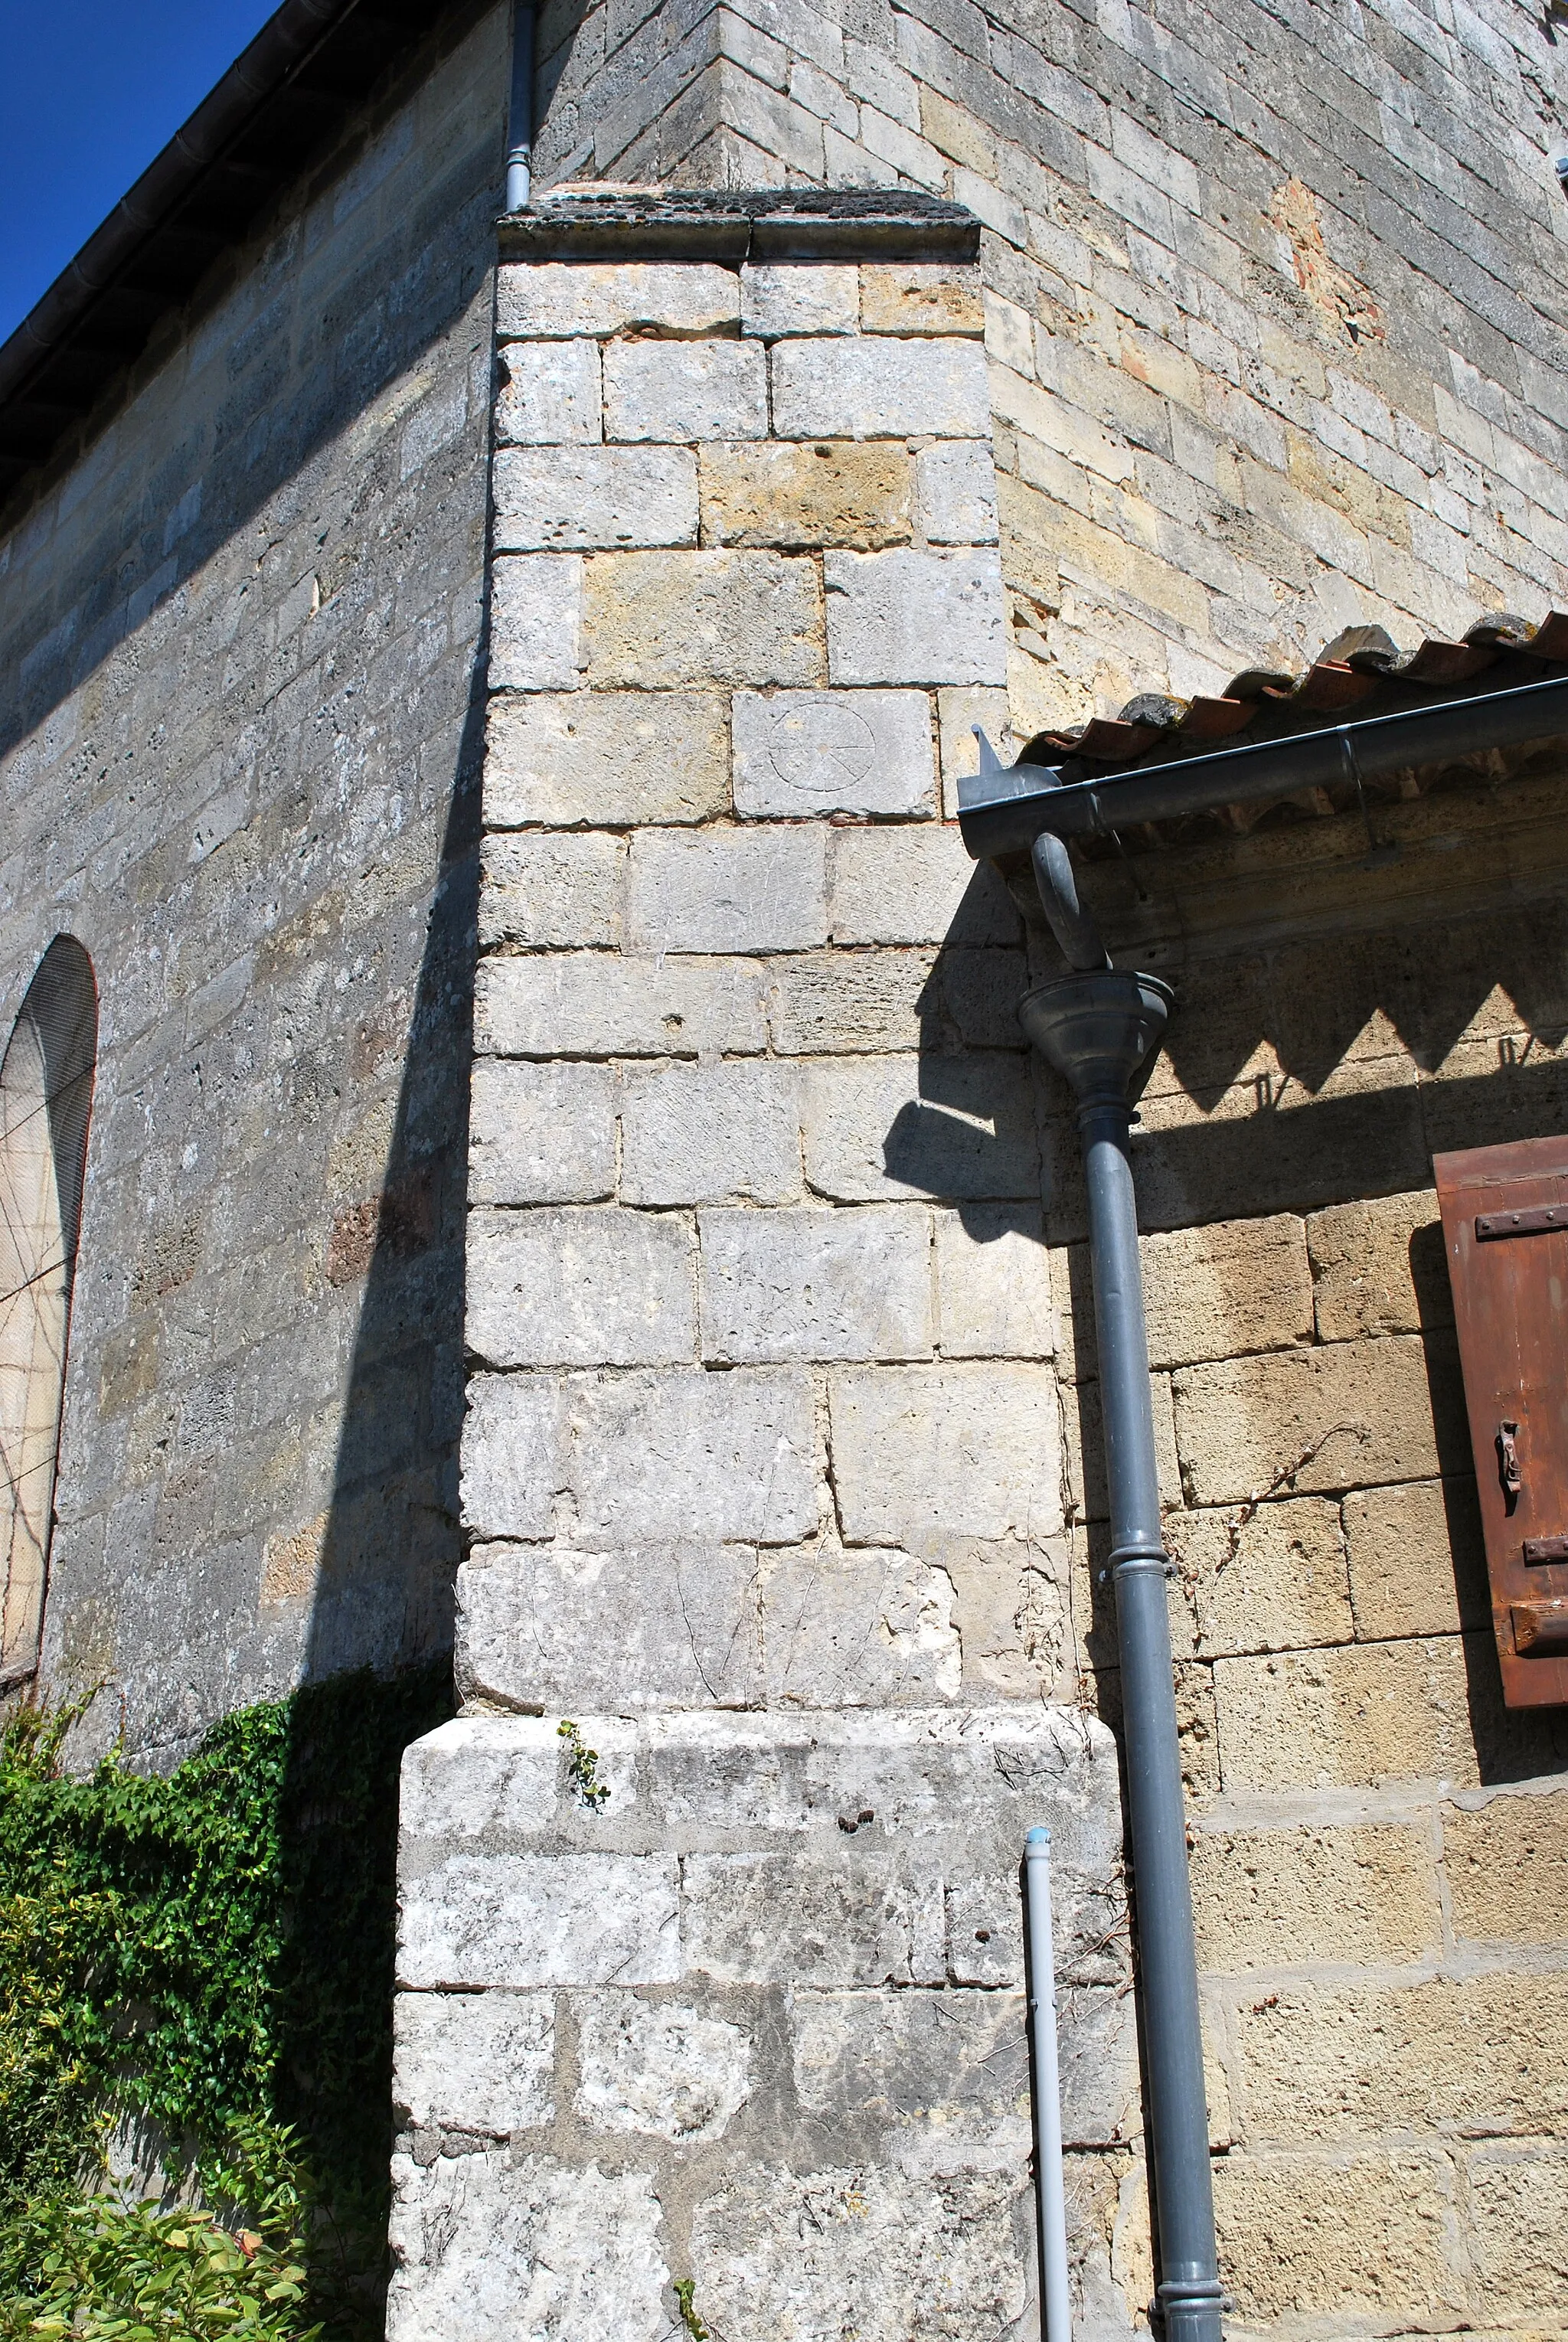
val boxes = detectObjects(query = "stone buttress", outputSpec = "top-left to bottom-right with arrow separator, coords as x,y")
387,193 -> 1137,2342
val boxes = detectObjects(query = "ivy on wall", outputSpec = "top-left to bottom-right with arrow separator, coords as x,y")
0,1664 -> 452,2339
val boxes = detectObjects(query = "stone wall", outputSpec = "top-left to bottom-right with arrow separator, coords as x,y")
0,0 -> 508,1763
533,0 -> 1568,736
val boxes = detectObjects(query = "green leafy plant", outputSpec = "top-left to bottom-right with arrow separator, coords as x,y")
0,1664 -> 451,2340
557,1719 -> 610,1808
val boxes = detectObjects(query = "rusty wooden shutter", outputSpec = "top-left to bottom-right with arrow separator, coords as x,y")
1435,1135 -> 1568,1708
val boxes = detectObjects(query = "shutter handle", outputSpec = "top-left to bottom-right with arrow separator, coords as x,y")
1498,1421 -> 1523,1507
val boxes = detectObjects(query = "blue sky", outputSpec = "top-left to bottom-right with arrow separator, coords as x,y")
0,0 -> 280,345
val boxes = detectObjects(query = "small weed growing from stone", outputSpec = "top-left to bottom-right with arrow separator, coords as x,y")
674,2278 -> 709,2341
557,1720 -> 610,1808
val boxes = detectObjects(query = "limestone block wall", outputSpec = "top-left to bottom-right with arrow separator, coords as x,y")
531,0 -> 1568,732
0,0 -> 508,1762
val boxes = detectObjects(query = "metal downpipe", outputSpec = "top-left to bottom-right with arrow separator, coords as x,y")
506,0 -> 536,212
1021,971 -> 1223,2342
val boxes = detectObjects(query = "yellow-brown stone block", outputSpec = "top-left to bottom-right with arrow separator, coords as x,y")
582,550 -> 825,688
1213,2150 -> 1460,2320
1191,1820 -> 1439,1968
1446,1790 -> 1568,1946
1212,1634 -> 1478,1790
1168,1494 -> 1352,1658
1305,1186 -> 1449,1340
1344,1475 -> 1488,1639
1239,1971 -> 1568,2141
700,441 -> 913,550
861,264 -> 986,336
1468,2145 -> 1568,2321
1139,1212 -> 1313,1370
1173,1334 -> 1445,1508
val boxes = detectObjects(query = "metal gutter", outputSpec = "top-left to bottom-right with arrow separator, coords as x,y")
957,669 -> 1568,860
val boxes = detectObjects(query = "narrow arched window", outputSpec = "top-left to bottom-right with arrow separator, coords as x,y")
0,939 -> 96,1689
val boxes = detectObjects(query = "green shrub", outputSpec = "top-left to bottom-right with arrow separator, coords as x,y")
0,1666 -> 451,2338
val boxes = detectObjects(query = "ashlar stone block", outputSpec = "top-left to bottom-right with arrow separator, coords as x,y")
1211,2149 -> 1459,2324
934,1204 -> 1054,1358
699,1204 -> 933,1363
603,338 -> 767,442
861,266 -> 987,335
574,1995 -> 751,2141
469,1060 -> 616,1206
461,1373 -> 564,1541
773,336 -> 991,439
1188,1821 -> 1440,1968
399,1851 -> 681,1988
479,831 -> 622,950
466,1207 -> 694,1369
916,442 -> 999,543
1212,1635 -> 1482,1791
1343,1476 -> 1487,1639
584,550 -> 825,688
684,1850 -> 945,1985
829,1362 -> 1063,1544
494,339 -> 602,445
497,260 -> 740,339
1173,1335 -> 1445,1507
701,442 -> 913,550
828,821 -> 1018,946
459,1540 -> 763,1712
475,952 -> 766,1059
492,447 -> 697,551
394,1989 -> 554,2134
1138,1212 -> 1312,1370
1444,1788 -> 1568,1946
619,1060 -> 802,1207
399,1716 -> 559,1845
733,688 -> 934,817
760,1543 -> 960,1705
564,1367 -> 818,1543
489,555 -> 582,690
1165,1494 -> 1353,1658
802,1052 -> 1040,1201
626,824 -> 828,953
825,548 -> 1007,685
387,2152 -> 668,2342
1305,1187 -> 1447,1341
741,263 -> 859,336
485,691 -> 729,827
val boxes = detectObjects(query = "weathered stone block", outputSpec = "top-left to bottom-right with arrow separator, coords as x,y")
773,337 -> 990,439
387,2151 -> 668,2342
741,263 -> 859,336
1211,2150 -> 1459,2321
485,691 -> 729,827
700,1205 -> 933,1364
603,339 -> 767,441
1306,1187 -> 1448,1340
828,822 -> 1017,946
766,946 -> 935,1057
1343,1475 -> 1487,1638
584,550 -> 825,688
461,1374 -> 564,1541
479,831 -> 622,950
564,1367 -> 818,1543
689,2166 -> 1027,2342
946,1543 -> 1070,1703
399,1716 -> 559,1845
574,1994 -> 751,2141
1212,1635 -> 1481,1791
394,1990 -> 554,2133
497,260 -> 740,339
1134,1213 -> 1312,1371
934,1205 -> 1053,1358
1173,1335 -> 1445,1507
733,689 -> 934,817
825,549 -> 1007,685
760,1543 -> 960,1705
469,1060 -> 616,1206
1237,1971 -> 1568,2139
466,1207 -> 694,1369
492,447 -> 697,550
626,825 -> 828,953
829,1363 -> 1062,1544
458,1540 -> 763,1712
619,1060 -> 802,1206
916,442 -> 998,544
494,339 -> 602,445
861,266 -> 986,335
475,952 -> 767,1059
1444,1788 -> 1568,1945
1468,2144 -> 1568,2318
1189,1821 -> 1439,1968
802,1052 -> 1039,1202
684,1850 -> 946,1985
399,1851 -> 681,1988
489,555 -> 582,690
1165,1494 -> 1353,1657
701,441 -> 913,549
